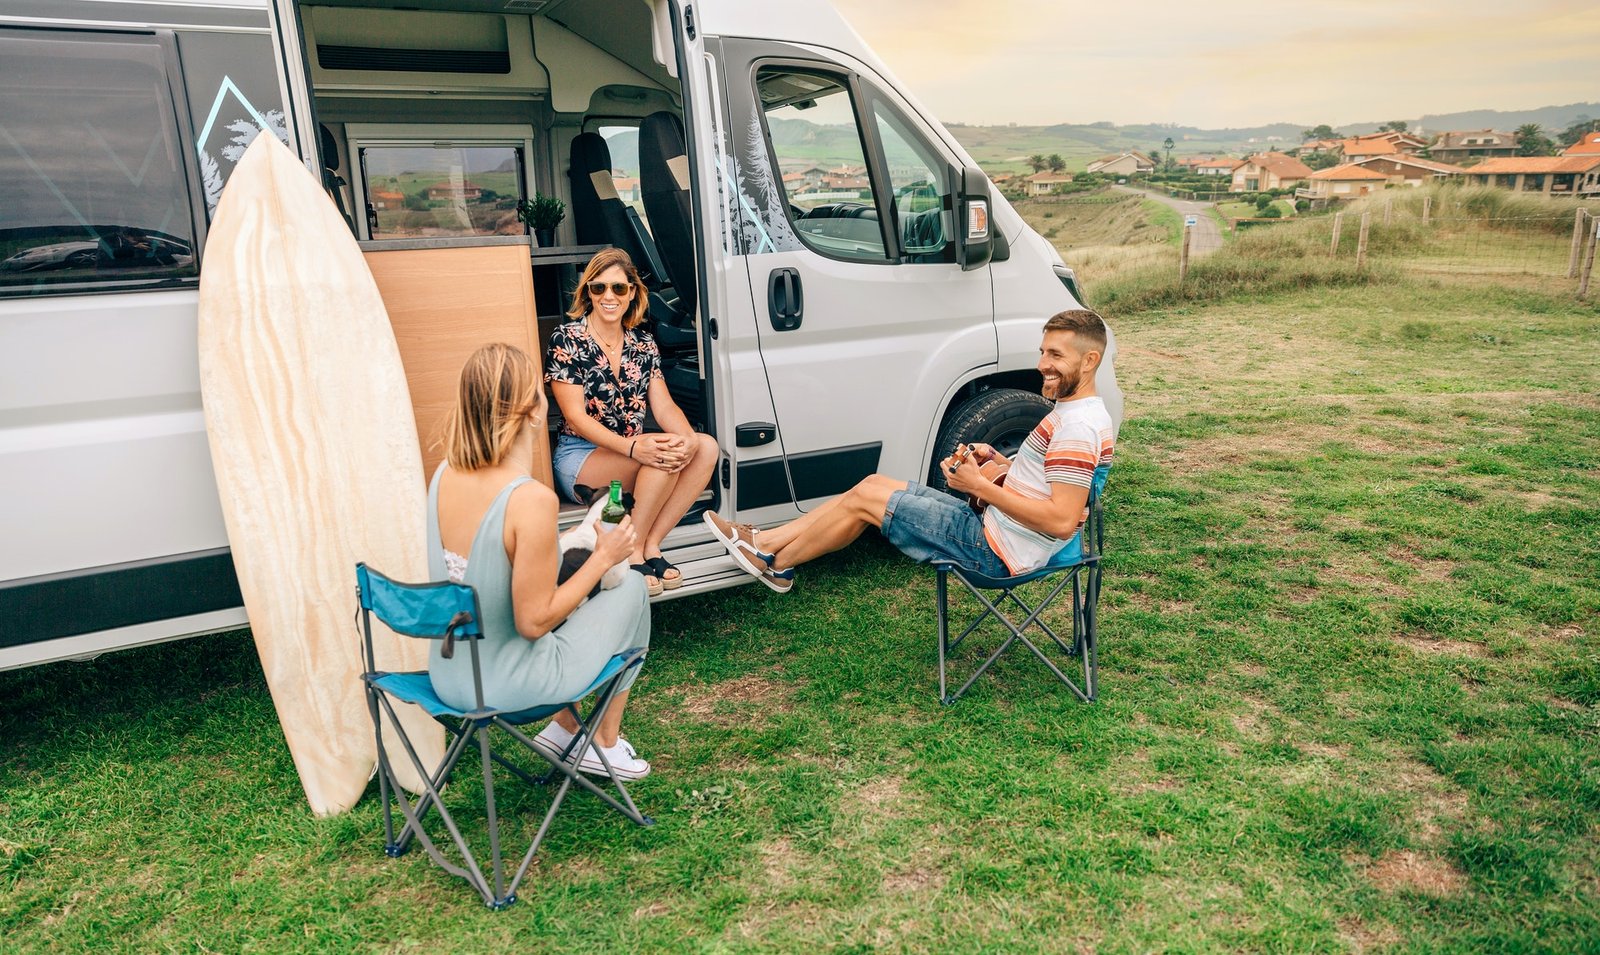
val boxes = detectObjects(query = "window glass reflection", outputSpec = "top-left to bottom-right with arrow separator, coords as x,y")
0,30 -> 197,295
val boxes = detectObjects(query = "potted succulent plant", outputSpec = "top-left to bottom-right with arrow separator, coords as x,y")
516,193 -> 566,247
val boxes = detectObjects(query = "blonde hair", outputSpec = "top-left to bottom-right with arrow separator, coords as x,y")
440,343 -> 543,471
566,246 -> 649,330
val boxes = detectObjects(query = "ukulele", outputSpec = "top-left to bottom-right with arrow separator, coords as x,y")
947,443 -> 1007,515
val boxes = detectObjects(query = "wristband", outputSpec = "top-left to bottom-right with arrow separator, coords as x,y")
628,440 -> 636,460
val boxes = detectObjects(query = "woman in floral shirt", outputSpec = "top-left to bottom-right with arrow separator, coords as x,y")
546,247 -> 718,595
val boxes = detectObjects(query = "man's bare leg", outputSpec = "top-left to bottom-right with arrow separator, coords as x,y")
758,474 -> 906,570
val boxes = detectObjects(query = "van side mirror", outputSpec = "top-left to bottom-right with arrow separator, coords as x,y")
954,164 -> 992,271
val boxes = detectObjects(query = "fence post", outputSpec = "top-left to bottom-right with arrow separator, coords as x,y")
1356,212 -> 1371,270
1179,221 -> 1193,284
1330,211 -> 1345,255
1384,198 -> 1392,225
1422,196 -> 1432,225
1580,215 -> 1598,300
1570,208 -> 1589,279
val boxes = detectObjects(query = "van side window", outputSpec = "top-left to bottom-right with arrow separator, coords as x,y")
174,31 -> 288,219
754,67 -> 888,263
357,145 -> 527,240
0,29 -> 198,297
870,99 -> 955,264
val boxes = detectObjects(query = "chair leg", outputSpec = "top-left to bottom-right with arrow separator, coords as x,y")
937,566 -> 949,705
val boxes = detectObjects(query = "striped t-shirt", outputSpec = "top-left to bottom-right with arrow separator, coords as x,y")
982,395 -> 1115,574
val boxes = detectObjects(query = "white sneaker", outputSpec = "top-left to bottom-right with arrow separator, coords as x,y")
577,736 -> 651,781
531,721 -> 576,763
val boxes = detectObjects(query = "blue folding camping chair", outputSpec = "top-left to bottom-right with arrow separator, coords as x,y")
355,562 -> 652,909
933,466 -> 1109,705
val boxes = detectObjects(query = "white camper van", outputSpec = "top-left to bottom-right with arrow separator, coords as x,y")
0,0 -> 1119,670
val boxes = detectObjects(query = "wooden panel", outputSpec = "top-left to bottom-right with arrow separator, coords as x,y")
364,244 -> 555,489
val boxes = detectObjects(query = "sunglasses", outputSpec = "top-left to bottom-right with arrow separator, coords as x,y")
586,281 -> 634,297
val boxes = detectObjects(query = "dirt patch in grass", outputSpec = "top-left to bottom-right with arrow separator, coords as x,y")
846,776 -> 908,816
678,674 -> 799,728
1320,552 -> 1410,600
1386,547 -> 1457,583
758,836 -> 805,889
1337,915 -> 1401,953
1359,849 -> 1466,896
1392,631 -> 1488,657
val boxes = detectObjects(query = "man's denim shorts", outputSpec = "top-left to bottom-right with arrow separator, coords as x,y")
551,434 -> 597,503
880,482 -> 1012,578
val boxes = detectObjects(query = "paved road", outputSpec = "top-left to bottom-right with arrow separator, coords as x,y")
1113,184 -> 1224,257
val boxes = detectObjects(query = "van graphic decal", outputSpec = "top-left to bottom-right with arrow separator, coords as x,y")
193,77 -> 289,213
732,114 -> 801,255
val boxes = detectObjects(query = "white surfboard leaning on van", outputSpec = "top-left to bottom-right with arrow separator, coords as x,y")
0,0 -> 1119,670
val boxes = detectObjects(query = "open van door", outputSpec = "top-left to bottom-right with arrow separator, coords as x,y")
711,38 -> 996,515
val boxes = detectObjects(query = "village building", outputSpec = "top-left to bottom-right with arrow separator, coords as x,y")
1562,131 -> 1600,156
1428,129 -> 1518,166
1351,155 -> 1466,187
1085,152 -> 1155,176
1297,163 -> 1389,201
1460,156 -> 1600,198
1230,152 -> 1314,192
1196,158 -> 1243,176
1024,171 -> 1074,196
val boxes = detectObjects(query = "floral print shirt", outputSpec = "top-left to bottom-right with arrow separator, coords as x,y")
545,321 -> 663,438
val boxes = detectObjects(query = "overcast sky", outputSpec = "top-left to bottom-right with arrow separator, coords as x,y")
828,0 -> 1599,129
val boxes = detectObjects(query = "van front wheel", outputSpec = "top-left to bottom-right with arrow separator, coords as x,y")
928,388 -> 1051,492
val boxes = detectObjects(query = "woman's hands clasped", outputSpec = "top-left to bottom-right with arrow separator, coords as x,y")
634,433 -> 691,473
592,515 -> 638,567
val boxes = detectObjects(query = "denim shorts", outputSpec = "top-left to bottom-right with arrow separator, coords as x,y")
880,482 -> 1012,578
551,434 -> 597,503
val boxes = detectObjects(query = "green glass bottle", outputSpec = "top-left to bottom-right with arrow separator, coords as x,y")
600,479 -> 626,524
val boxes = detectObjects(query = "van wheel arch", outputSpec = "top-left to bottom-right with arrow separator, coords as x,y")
927,386 -> 1051,492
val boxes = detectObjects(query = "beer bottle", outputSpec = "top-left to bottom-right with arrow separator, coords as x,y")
600,480 -> 626,524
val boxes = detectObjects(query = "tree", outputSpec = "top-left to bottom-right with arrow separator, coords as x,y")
1027,154 -> 1046,173
1515,123 -> 1556,157
1047,154 -> 1065,173
1379,120 -> 1409,133
1305,151 -> 1342,171
1302,124 -> 1341,142
1163,136 -> 1175,169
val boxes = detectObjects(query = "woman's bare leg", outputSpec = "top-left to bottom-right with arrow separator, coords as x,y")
643,433 -> 718,555
550,691 -> 628,748
576,449 -> 674,566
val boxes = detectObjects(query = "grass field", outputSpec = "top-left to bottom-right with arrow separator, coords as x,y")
3,276 -> 1595,951
1012,193 -> 1182,289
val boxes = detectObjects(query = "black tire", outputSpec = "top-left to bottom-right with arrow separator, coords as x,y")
928,388 -> 1051,492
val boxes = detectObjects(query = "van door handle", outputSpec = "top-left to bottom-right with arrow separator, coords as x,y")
767,267 -> 803,331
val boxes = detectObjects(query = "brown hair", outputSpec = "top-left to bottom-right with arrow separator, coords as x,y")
440,343 -> 543,471
566,246 -> 649,330
1042,308 -> 1108,354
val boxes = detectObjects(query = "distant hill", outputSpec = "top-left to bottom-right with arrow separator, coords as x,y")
1344,102 -> 1599,136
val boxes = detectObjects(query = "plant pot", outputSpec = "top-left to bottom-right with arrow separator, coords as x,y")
534,228 -> 556,247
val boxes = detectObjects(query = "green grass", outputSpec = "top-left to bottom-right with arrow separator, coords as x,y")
3,281 -> 1598,951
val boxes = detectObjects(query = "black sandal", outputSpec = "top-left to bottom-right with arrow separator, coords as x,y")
629,562 -> 663,597
648,556 -> 683,590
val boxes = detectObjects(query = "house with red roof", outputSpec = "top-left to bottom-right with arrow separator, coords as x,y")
1197,157 -> 1243,176
1230,153 -> 1314,192
1562,131 -> 1600,156
1297,164 -> 1389,201
1352,155 -> 1466,187
1461,156 -> 1600,197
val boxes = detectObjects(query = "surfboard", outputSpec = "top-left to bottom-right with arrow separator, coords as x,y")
198,134 -> 444,816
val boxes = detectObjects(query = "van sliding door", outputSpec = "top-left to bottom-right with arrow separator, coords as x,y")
717,39 -> 996,513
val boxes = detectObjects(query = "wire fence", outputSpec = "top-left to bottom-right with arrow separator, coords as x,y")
1193,201 -> 1599,296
